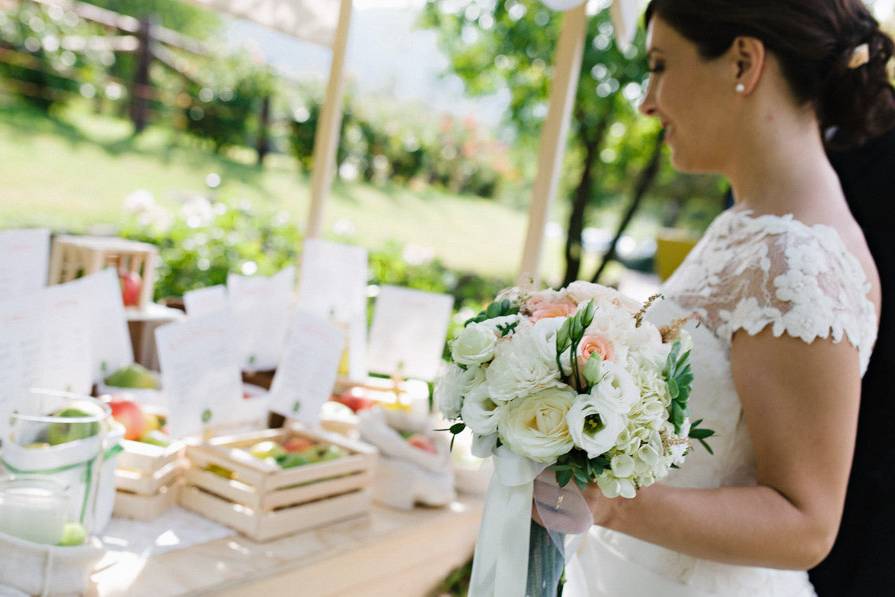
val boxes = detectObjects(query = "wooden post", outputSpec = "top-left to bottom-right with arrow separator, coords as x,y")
517,3 -> 587,287
306,0 -> 353,239
256,94 -> 271,166
130,17 -> 154,134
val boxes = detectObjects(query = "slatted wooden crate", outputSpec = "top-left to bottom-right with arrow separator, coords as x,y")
180,426 -> 377,542
49,235 -> 158,309
112,438 -> 185,521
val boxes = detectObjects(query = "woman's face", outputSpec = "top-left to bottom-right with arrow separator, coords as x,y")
639,16 -> 739,173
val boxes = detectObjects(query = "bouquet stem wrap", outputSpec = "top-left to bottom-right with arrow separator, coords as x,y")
469,448 -> 593,597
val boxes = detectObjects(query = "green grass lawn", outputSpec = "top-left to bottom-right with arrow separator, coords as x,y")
0,99 -> 570,281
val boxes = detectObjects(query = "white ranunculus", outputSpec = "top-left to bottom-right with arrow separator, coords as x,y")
451,323 -> 498,366
435,364 -> 484,419
592,360 -> 640,414
498,387 -> 576,463
461,383 -> 503,436
566,394 -> 626,458
485,318 -> 565,403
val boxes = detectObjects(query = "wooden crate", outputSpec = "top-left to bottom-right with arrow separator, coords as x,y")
49,235 -> 158,309
113,438 -> 185,520
113,482 -> 181,522
180,426 -> 377,542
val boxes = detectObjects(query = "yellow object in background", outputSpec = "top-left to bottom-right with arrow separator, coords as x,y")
655,228 -> 701,281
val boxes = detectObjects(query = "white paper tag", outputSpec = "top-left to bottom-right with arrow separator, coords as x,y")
297,239 -> 368,379
227,267 -> 294,371
268,311 -> 343,423
0,228 -> 50,297
154,313 -> 244,438
183,285 -> 229,317
367,285 -> 454,381
63,269 -> 134,383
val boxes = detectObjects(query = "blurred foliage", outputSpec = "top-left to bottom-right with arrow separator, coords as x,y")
82,0 -> 220,40
119,191 -> 510,323
182,55 -> 276,153
421,0 -> 725,280
0,3 -> 109,111
288,89 -> 512,198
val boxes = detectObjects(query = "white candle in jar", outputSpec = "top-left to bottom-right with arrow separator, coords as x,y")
0,477 -> 69,545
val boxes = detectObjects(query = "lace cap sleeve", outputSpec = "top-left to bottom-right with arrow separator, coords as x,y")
706,214 -> 877,372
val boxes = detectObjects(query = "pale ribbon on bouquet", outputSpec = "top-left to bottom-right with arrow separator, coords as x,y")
468,446 -> 593,597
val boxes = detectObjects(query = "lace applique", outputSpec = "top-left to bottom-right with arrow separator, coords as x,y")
663,209 -> 878,374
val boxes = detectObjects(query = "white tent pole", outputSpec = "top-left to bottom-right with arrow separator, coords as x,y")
517,2 -> 587,287
306,0 -> 353,239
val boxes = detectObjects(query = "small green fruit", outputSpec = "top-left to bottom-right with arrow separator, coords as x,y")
104,364 -> 160,390
140,430 -> 172,447
46,408 -> 99,446
58,522 -> 87,546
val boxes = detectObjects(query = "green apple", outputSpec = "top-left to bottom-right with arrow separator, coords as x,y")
46,408 -> 99,446
58,522 -> 87,546
140,430 -> 172,447
104,364 -> 161,390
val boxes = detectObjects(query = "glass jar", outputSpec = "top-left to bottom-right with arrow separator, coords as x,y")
0,476 -> 70,544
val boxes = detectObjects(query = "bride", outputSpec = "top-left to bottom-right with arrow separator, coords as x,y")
563,1 -> 892,595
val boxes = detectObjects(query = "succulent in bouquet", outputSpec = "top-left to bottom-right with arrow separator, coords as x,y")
434,281 -> 714,596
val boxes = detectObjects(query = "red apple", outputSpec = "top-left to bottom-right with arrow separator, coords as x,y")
332,392 -> 375,413
109,399 -> 146,440
119,271 -> 142,307
282,437 -> 315,453
407,433 -> 437,454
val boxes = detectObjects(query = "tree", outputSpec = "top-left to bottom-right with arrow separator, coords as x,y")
422,0 -> 660,283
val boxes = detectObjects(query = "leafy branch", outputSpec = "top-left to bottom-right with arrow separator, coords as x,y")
550,449 -> 610,489
465,299 -> 519,327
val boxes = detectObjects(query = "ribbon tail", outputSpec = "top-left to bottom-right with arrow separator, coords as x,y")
468,472 -> 535,597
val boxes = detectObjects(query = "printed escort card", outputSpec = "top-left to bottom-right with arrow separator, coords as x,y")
154,313 -> 244,438
367,286 -> 454,381
268,311 -> 344,424
296,239 -> 368,380
0,228 -> 50,297
64,269 -> 134,383
227,267 -> 295,371
0,284 -> 93,437
183,285 -> 229,317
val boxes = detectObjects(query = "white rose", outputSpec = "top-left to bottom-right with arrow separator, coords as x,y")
435,364 -> 484,419
461,383 -> 503,436
592,360 -> 640,414
566,394 -> 626,458
566,281 -> 641,314
498,387 -> 576,463
451,323 -> 498,366
485,318 -> 565,403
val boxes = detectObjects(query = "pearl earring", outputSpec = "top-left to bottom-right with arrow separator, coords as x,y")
735,83 -> 745,94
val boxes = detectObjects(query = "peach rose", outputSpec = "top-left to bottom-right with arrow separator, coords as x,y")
578,333 -> 615,366
526,293 -> 578,322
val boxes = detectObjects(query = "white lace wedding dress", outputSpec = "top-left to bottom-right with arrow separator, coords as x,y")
564,208 -> 878,597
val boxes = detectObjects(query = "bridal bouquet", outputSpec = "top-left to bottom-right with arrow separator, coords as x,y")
435,281 -> 713,597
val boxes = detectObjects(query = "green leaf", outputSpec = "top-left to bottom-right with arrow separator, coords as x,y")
449,422 -> 466,435
582,301 -> 596,328
556,468 -> 573,488
570,316 -> 583,342
671,401 -> 685,432
485,302 -> 501,318
556,318 -> 572,352
689,428 -> 715,440
697,438 -> 715,455
583,353 -> 603,385
667,378 -> 680,400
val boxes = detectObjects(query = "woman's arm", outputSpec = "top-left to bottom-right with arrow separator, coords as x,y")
582,327 -> 861,570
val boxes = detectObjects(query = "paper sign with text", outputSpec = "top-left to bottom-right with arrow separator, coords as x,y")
154,313 -> 243,438
268,311 -> 344,424
0,229 -> 50,297
367,286 -> 453,381
297,239 -> 368,380
227,267 -> 294,371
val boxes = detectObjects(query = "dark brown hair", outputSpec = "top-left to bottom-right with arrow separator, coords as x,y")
645,0 -> 895,149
